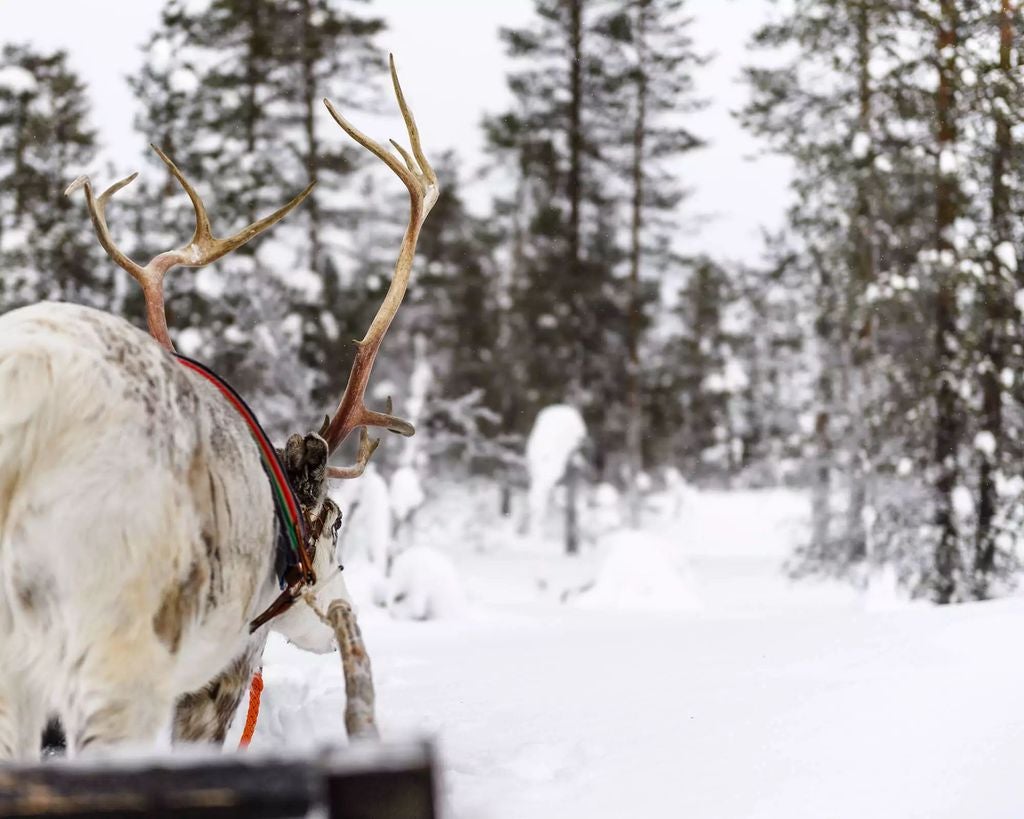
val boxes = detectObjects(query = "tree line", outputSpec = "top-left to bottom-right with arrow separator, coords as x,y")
2,0 -> 1022,599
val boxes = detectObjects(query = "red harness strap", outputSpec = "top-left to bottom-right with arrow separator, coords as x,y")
238,670 -> 264,748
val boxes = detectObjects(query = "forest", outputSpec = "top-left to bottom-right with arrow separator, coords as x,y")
2,0 -> 1023,607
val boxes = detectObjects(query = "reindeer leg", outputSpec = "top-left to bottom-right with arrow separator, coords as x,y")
0,675 -> 45,762
172,640 -> 264,746
61,637 -> 176,756
64,678 -> 175,756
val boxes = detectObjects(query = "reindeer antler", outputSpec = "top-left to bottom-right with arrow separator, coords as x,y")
66,147 -> 315,352
320,54 -> 439,478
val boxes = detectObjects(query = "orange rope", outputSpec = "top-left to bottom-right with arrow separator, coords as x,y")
238,670 -> 263,749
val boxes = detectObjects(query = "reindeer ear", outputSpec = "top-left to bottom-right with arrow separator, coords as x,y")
303,434 -> 329,474
284,433 -> 306,472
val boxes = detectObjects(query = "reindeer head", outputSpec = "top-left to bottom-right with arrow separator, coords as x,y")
68,56 -> 438,648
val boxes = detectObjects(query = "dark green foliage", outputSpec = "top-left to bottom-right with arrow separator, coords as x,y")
484,0 -> 707,483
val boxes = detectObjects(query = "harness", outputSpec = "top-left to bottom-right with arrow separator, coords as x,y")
173,354 -> 321,633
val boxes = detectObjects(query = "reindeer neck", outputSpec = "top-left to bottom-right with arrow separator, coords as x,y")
174,355 -> 309,589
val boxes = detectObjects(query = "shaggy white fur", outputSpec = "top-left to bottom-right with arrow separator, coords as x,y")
0,302 -> 347,760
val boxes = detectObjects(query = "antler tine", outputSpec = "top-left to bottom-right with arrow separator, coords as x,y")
65,173 -> 144,281
66,172 -> 174,348
68,149 -> 315,352
150,144 -> 213,244
319,54 -> 439,460
387,53 -> 436,200
325,428 -> 381,480
149,145 -> 317,269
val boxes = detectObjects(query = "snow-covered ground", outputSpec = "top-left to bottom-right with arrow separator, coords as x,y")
242,487 -> 1024,819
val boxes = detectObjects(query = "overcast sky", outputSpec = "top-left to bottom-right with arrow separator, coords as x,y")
1,0 -> 791,265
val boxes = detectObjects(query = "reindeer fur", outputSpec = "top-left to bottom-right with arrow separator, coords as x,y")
0,301 -> 348,760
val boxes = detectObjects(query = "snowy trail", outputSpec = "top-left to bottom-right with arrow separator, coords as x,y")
248,490 -> 1024,818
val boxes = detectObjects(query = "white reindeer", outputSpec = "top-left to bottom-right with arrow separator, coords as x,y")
0,56 -> 437,760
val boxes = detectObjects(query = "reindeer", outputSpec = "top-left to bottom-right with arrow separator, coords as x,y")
0,56 -> 437,760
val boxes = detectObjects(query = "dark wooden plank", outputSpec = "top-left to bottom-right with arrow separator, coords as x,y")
0,742 -> 435,819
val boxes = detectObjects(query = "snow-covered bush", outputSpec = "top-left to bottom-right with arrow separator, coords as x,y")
575,531 -> 701,613
333,463 -> 392,569
523,404 -> 587,537
387,546 -> 467,621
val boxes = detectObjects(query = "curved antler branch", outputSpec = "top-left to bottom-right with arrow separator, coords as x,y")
320,54 -> 439,459
325,428 -> 382,480
67,148 -> 315,351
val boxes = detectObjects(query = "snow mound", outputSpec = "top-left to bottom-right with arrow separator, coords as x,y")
575,532 -> 701,613
525,405 -> 586,483
388,546 -> 467,620
525,404 -> 587,534
341,557 -> 390,611
391,465 -> 425,522
334,463 -> 391,568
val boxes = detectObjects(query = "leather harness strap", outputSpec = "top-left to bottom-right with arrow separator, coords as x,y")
173,354 -> 319,631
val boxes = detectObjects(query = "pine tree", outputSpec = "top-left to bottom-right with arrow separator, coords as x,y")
970,0 -> 1024,596
483,0 -> 631,481
645,257 -> 738,479
741,0 -> 936,583
128,0 -> 387,426
411,154 -> 501,412
596,0 -> 705,516
743,0 -> 1024,600
0,45 -> 101,314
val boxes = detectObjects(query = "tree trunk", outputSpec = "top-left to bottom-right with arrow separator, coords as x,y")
974,0 -> 1015,595
565,451 -> 580,555
811,248 -> 836,557
932,0 -> 961,604
12,93 -> 28,223
300,0 -> 322,273
566,0 -> 586,396
567,0 -> 583,278
244,0 -> 263,224
625,1 -> 649,528
845,0 -> 877,564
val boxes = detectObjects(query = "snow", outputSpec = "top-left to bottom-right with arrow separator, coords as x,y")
387,546 -> 467,621
573,531 -> 701,613
242,485 -> 1024,818
195,266 -> 226,299
994,240 -> 1017,273
974,430 -> 997,457
0,65 -> 36,94
390,465 -> 425,523
176,327 -> 203,357
337,463 -> 391,569
168,67 -> 199,94
953,484 -> 975,520
851,131 -> 870,159
939,148 -> 958,175
524,405 -> 587,535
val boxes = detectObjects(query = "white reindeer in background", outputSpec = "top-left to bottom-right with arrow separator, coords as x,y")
0,56 -> 437,760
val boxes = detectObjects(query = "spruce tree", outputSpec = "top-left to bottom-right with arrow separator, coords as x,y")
741,0 -> 934,583
483,0 -> 630,479
0,44 -> 101,313
743,0 -> 1024,600
596,0 -> 705,515
128,0 -> 387,426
